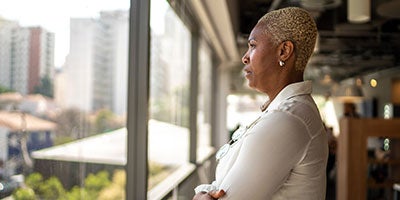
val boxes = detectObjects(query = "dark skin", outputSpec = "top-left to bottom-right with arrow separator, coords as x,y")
242,22 -> 302,103
192,22 -> 301,200
192,190 -> 226,200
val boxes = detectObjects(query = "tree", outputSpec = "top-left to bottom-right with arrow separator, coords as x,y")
37,177 -> 66,199
173,85 -> 190,128
54,108 -> 92,143
25,172 -> 43,192
12,188 -> 36,200
94,109 -> 124,134
84,171 -> 111,196
63,186 -> 90,200
34,75 -> 54,98
0,84 -> 13,93
14,173 -> 65,199
98,170 -> 125,200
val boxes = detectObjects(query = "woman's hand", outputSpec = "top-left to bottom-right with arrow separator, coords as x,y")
192,190 -> 226,200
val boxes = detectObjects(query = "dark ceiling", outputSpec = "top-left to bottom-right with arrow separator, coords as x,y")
234,0 -> 400,83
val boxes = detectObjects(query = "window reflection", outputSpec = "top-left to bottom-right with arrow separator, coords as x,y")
149,0 -> 191,189
197,39 -> 213,158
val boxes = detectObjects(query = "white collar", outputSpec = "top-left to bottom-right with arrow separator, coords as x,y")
262,81 -> 312,113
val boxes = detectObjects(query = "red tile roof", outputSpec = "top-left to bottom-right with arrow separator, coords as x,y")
0,92 -> 23,102
0,111 -> 56,131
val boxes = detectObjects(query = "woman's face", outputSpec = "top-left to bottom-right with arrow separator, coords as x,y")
242,23 -> 280,93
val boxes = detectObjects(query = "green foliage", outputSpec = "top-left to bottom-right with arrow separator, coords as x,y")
111,170 -> 125,187
62,186 -> 90,200
55,107 -> 124,142
98,170 -> 126,200
34,75 -> 54,97
149,161 -> 168,177
94,109 -> 115,133
12,187 -> 36,200
84,171 -> 111,194
25,173 -> 43,192
12,170 -> 122,200
150,98 -> 172,122
55,108 -> 92,140
37,177 -> 65,199
0,84 -> 13,93
13,173 -> 65,199
62,171 -> 112,200
174,85 -> 190,128
12,168 -> 176,200
150,84 -> 190,128
148,162 -> 175,189
53,136 -> 75,145
94,109 -> 123,133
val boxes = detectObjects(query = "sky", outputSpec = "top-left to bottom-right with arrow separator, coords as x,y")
0,0 -> 130,67
0,0 -> 167,67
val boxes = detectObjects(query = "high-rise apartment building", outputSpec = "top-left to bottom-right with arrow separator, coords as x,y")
0,17 -> 55,95
58,10 -> 128,116
0,18 -> 18,90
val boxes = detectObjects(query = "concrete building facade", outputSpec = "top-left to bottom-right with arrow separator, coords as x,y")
58,10 -> 128,116
0,18 -> 55,95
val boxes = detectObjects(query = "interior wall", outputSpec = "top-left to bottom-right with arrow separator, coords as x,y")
362,69 -> 400,118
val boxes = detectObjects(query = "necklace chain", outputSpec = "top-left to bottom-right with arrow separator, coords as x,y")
216,112 -> 266,161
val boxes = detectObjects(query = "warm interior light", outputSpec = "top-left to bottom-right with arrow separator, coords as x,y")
321,74 -> 332,85
348,0 -> 370,23
336,84 -> 363,97
333,82 -> 364,102
356,78 -> 363,86
370,79 -> 377,87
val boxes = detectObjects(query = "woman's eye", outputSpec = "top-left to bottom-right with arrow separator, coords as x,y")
248,43 -> 255,48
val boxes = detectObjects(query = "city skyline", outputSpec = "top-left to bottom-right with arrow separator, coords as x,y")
0,0 -> 130,67
0,0 -> 169,68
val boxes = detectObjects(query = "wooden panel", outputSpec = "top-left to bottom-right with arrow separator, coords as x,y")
337,118 -> 400,200
392,79 -> 400,104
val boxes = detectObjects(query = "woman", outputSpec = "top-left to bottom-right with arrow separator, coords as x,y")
193,7 -> 328,200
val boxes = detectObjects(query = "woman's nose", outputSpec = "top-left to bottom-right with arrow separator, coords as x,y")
242,53 -> 249,65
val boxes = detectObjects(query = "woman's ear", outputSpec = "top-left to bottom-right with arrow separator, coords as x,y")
279,41 -> 294,61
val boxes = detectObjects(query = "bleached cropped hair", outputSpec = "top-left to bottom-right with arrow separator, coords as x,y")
258,7 -> 317,71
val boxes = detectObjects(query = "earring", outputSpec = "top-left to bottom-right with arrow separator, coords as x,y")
279,60 -> 285,67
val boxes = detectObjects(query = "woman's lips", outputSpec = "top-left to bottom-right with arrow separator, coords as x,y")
244,71 -> 252,79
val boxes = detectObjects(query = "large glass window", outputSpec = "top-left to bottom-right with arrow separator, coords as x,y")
148,0 -> 191,190
226,94 -> 265,133
197,39 -> 213,159
0,1 -> 129,199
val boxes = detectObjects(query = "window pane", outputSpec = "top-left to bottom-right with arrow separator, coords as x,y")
0,1 -> 129,199
227,94 -> 265,134
149,0 -> 191,190
197,39 -> 213,158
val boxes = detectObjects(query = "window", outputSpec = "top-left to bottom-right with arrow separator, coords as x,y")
197,39 -> 213,158
148,0 -> 192,189
1,0 -> 218,199
0,1 -> 129,199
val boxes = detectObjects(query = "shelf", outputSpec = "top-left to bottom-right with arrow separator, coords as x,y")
368,158 -> 400,165
337,118 -> 400,200
367,179 -> 396,189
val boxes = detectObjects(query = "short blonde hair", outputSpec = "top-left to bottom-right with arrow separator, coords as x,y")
258,7 -> 317,71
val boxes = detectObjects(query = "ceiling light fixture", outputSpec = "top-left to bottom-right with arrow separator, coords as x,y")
300,0 -> 341,10
348,0 -> 370,23
370,79 -> 378,88
377,0 -> 400,19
